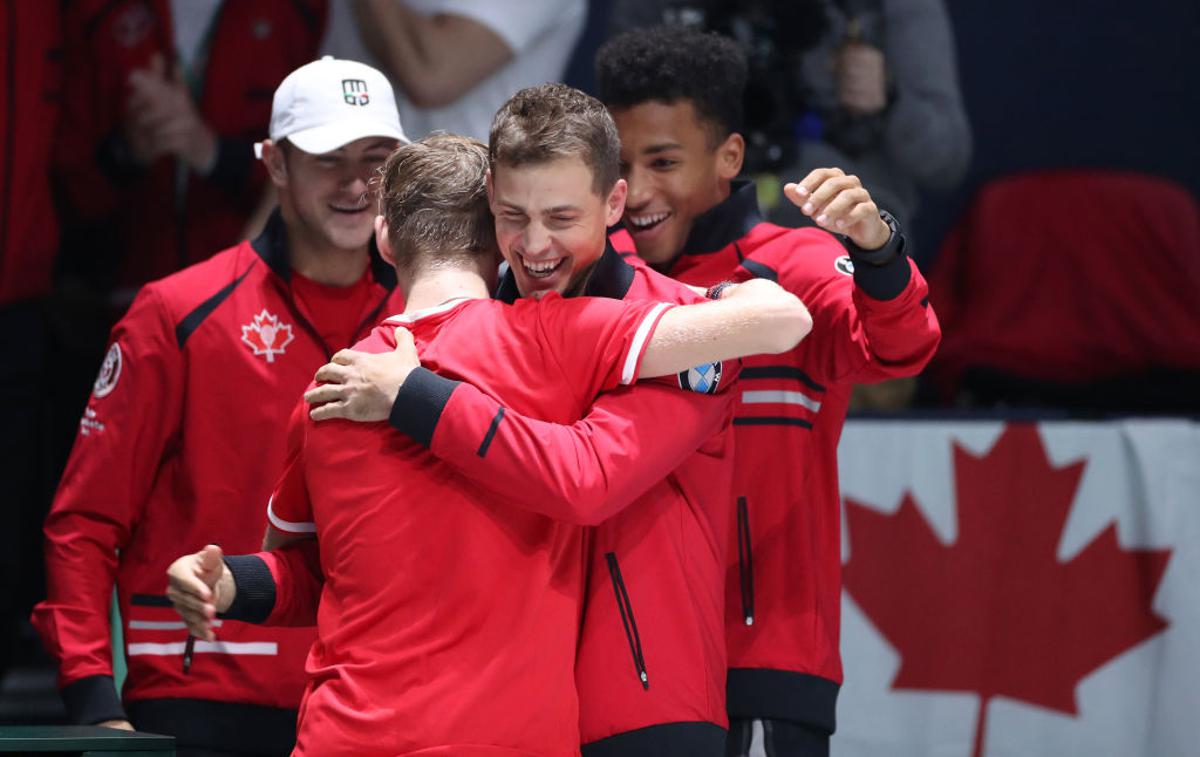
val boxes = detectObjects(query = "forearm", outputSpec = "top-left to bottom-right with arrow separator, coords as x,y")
882,0 -> 972,187
641,283 -> 812,377
351,0 -> 513,107
392,369 -> 731,525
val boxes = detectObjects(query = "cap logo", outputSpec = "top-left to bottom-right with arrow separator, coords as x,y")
342,79 -> 370,106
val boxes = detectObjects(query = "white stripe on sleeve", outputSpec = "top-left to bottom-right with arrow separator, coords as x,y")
621,302 -> 673,385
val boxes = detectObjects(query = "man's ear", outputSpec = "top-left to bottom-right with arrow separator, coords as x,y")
605,178 -> 628,227
261,139 -> 289,188
716,132 -> 745,181
375,215 -> 397,266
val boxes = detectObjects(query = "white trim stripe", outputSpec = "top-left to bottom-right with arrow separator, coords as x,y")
267,495 -> 316,534
383,297 -> 474,325
127,641 -> 278,656
129,620 -> 222,631
742,389 -> 822,413
622,303 -> 673,385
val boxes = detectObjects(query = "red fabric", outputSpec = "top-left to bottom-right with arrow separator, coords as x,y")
31,237 -> 400,714
265,294 -> 669,756
667,223 -> 939,700
55,0 -> 325,289
291,268 -> 378,351
0,0 -> 61,304
928,171 -> 1200,394
397,259 -> 740,743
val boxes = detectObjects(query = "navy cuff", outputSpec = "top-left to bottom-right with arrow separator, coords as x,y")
61,674 -> 126,725
389,367 -> 460,447
207,136 -> 254,189
223,555 -> 276,624
851,236 -> 911,301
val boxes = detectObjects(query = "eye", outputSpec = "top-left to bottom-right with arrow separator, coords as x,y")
651,157 -> 678,170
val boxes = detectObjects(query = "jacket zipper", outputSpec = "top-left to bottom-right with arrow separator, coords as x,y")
737,496 -> 755,626
605,552 -> 649,690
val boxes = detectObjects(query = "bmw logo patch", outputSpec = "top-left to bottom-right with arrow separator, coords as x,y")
678,361 -> 723,394
835,255 -> 855,276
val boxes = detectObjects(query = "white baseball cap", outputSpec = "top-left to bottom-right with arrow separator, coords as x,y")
256,56 -> 408,158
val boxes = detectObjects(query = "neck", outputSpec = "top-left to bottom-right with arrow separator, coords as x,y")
403,268 -> 491,313
282,205 -> 370,287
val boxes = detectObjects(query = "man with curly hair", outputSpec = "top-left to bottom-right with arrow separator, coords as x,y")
596,25 -> 942,757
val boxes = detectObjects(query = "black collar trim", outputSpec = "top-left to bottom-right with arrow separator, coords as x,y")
494,242 -> 635,303
250,208 -> 397,291
680,180 -> 764,257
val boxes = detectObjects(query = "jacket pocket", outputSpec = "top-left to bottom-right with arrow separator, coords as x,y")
737,496 -> 755,626
604,552 -> 649,690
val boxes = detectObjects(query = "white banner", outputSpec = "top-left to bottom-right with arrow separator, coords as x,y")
834,419 -> 1200,757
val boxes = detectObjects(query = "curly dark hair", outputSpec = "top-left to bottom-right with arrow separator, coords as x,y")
595,25 -> 748,143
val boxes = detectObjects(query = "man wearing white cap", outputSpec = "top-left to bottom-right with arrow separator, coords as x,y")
32,57 -> 407,756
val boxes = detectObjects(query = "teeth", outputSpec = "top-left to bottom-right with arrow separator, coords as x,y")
521,256 -> 564,278
629,212 -> 669,229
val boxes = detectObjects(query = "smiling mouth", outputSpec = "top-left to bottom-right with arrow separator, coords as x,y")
626,211 -> 671,233
330,201 -> 370,215
519,254 -> 567,280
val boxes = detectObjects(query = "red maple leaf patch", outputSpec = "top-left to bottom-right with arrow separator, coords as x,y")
843,425 -> 1171,757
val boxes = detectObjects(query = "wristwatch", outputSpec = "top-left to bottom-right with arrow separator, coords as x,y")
842,209 -> 905,267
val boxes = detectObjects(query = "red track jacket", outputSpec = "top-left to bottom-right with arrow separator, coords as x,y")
615,181 -> 941,733
227,247 -> 740,753
248,295 -> 673,756
55,0 -> 324,290
31,211 -> 402,752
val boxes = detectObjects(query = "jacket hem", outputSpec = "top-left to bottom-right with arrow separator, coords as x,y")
581,721 -> 726,757
726,668 -> 839,733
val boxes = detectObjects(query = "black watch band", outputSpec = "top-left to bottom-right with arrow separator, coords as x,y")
705,281 -> 736,301
842,209 -> 905,266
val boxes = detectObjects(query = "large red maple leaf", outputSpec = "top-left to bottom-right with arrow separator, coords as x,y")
843,424 -> 1171,757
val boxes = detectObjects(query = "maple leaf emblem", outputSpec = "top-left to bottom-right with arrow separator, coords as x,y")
240,309 -> 295,363
843,425 -> 1171,757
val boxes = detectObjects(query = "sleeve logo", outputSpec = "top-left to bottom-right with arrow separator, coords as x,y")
241,309 -> 295,363
92,343 -> 123,398
835,255 -> 855,276
678,361 -> 723,394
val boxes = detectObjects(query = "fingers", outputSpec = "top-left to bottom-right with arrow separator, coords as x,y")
313,362 -> 353,385
198,544 -> 224,575
393,327 -> 415,349
331,349 -> 367,366
304,383 -> 349,406
309,400 -> 353,422
817,187 -> 875,231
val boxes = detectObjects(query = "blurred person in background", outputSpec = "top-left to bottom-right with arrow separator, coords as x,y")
0,0 -> 62,688
31,58 -> 406,754
608,0 -> 971,240
320,0 -> 585,141
54,0 -> 327,302
595,26 -> 941,756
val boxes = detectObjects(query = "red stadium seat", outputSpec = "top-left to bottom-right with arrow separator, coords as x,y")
927,170 -> 1200,411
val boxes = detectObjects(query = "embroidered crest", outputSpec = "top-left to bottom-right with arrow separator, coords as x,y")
678,361 -> 723,395
93,343 -> 123,398
835,255 -> 855,276
241,310 -> 295,363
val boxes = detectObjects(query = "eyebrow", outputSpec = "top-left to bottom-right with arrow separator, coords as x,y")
643,142 -> 683,155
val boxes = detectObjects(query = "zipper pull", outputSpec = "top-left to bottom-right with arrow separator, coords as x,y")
744,614 -> 755,627
639,670 -> 649,690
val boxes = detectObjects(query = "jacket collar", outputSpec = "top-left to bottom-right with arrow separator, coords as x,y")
250,208 -> 398,290
494,242 -> 635,303
679,179 -> 764,257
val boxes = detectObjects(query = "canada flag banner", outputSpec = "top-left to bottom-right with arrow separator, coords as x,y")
834,420 -> 1200,757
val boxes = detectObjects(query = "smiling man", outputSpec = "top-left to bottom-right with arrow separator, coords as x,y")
32,57 -> 407,755
596,26 -> 942,757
